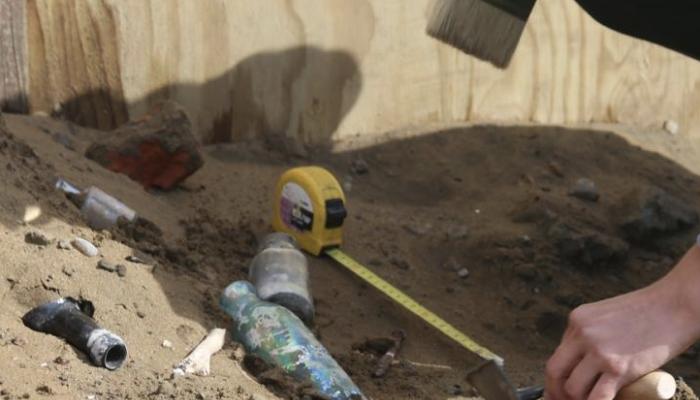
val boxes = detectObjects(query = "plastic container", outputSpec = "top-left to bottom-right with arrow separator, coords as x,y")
249,233 -> 314,325
220,281 -> 365,400
56,179 -> 136,230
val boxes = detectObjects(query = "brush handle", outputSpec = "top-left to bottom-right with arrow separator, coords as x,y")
615,371 -> 676,400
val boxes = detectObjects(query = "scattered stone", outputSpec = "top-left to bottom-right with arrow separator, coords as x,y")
456,268 -> 470,279
72,238 -> 99,257
618,187 -> 698,242
446,224 -> 469,240
511,200 -> 557,224
22,206 -> 42,223
61,266 -> 76,277
663,119 -> 680,135
569,178 -> 599,202
116,264 -> 127,277
25,231 -> 51,246
54,356 -> 69,365
547,222 -> 628,268
85,101 -> 204,190
97,259 -> 117,273
156,381 -> 175,396
162,339 -> 173,349
350,158 -> 369,175
136,311 -> 146,319
11,337 -> 27,347
442,257 -> 461,271
36,385 -> 53,395
57,240 -> 72,250
125,251 -> 155,264
447,384 -> 463,396
403,222 -> 432,236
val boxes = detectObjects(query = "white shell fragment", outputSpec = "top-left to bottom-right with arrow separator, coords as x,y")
173,328 -> 226,377
71,237 -> 99,257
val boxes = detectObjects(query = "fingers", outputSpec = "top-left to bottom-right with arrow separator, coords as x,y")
563,355 -> 601,400
545,337 -> 584,400
587,373 -> 622,400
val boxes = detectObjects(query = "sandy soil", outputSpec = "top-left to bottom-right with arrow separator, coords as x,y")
0,112 -> 699,400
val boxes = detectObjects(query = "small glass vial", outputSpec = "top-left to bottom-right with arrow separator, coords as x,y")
56,179 -> 136,230
249,233 -> 314,325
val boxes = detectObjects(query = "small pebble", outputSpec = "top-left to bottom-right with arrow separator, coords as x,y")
162,340 -> 173,349
136,311 -> 146,319
54,356 -> 69,365
11,337 -> 27,347
446,224 -> 469,240
62,266 -> 76,277
157,381 -> 174,396
569,178 -> 599,202
116,264 -> 127,277
25,231 -> 51,246
22,206 -> 42,223
457,268 -> 470,279
663,119 -> 679,135
97,259 -> 116,273
72,238 -> 99,257
57,240 -> 72,250
350,158 -> 369,175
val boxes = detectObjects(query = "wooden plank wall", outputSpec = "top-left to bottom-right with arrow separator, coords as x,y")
0,0 -> 27,113
3,0 -> 700,143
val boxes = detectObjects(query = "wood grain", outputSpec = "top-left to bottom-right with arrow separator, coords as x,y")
15,0 -> 700,143
0,0 -> 27,113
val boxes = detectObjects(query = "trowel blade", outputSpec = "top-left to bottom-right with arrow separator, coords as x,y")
467,359 -> 519,400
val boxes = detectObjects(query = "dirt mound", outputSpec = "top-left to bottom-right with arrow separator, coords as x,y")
0,114 -> 699,400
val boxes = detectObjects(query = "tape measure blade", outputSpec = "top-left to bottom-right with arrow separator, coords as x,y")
324,248 -> 501,362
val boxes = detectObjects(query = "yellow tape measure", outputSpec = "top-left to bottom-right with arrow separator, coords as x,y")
272,166 -> 502,363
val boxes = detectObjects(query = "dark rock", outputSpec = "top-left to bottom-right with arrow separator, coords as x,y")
97,259 -> 116,273
116,264 -> 127,277
25,231 -> 51,246
618,187 -> 698,242
569,178 -> 599,202
350,158 -> 369,175
548,222 -> 628,268
85,101 -> 203,190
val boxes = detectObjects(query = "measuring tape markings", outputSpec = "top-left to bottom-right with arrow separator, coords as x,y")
325,247 -> 502,363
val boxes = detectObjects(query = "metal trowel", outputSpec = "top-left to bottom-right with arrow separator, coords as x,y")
467,359 -> 677,400
467,359 -> 543,400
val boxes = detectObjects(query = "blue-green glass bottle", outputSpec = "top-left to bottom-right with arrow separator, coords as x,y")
220,281 -> 365,400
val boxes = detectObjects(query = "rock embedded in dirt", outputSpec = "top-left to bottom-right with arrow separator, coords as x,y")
71,238 -> 99,257
97,259 -> 117,273
446,224 -> 469,240
569,178 -> 599,202
85,101 -> 204,190
664,119 -> 680,135
350,158 -> 369,175
456,268 -> 470,279
116,264 -> 127,277
57,240 -> 71,250
547,222 -> 628,268
24,231 -> 51,246
618,187 -> 698,243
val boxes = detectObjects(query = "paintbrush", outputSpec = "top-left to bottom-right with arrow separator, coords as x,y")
426,0 -> 537,68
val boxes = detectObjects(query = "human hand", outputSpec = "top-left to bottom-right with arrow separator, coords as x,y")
545,246 -> 700,400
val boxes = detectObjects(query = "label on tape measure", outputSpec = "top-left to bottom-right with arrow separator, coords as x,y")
325,248 -> 502,363
280,182 -> 314,231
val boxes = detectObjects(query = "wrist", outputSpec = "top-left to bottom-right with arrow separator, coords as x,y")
654,245 -> 700,340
